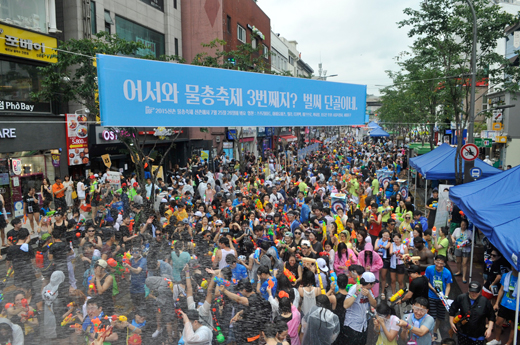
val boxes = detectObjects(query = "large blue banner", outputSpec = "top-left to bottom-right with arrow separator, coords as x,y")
97,54 -> 367,127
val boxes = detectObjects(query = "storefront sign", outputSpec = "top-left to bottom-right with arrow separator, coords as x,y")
51,153 -> 61,167
139,0 -> 164,11
66,114 -> 90,166
97,54 -> 366,127
223,142 -> 233,149
0,100 -> 51,113
0,24 -> 58,63
0,128 -> 16,138
11,159 -> 22,175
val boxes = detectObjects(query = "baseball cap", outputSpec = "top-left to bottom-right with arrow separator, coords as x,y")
96,259 -> 108,269
167,187 -> 173,190
161,198 -> 168,203
182,218 -> 189,224
406,265 -> 422,274
360,272 -> 379,284
121,183 -> 127,187
317,258 -> 329,272
301,240 -> 311,248
94,174 -> 99,178
284,231 -> 293,238
468,281 -> 482,293
215,220 -> 223,225
194,211 -> 203,217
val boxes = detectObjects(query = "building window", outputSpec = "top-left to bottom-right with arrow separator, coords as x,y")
115,15 -> 165,58
91,1 -> 97,34
174,38 -> 179,56
174,0 -> 177,9
237,25 -> 246,43
227,15 -> 231,33
104,10 -> 113,34
252,38 -> 257,49
0,0 -> 47,33
263,45 -> 269,59
289,56 -> 294,66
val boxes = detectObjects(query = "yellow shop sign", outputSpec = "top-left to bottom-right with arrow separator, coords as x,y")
0,23 -> 57,63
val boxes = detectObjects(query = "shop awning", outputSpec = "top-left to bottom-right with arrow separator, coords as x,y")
239,137 -> 254,143
280,135 -> 297,142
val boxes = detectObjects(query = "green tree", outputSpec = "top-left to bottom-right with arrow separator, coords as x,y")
391,0 -> 519,183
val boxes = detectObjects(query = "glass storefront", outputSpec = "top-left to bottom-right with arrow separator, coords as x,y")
0,59 -> 42,101
115,15 -> 165,59
0,0 -> 47,33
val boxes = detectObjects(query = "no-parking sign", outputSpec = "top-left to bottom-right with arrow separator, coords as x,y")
461,143 -> 478,161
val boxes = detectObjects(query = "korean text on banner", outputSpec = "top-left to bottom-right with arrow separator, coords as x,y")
97,54 -> 367,127
106,171 -> 121,190
66,114 -> 89,166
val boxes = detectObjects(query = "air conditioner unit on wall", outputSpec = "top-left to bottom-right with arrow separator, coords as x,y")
216,136 -> 221,143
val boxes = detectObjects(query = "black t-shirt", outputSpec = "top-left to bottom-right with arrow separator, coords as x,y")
451,204 -> 462,224
311,241 -> 323,254
6,229 -> 21,243
24,194 -> 39,213
485,257 -> 511,289
6,244 -> 36,288
426,197 -> 438,221
49,241 -> 70,264
409,275 -> 429,303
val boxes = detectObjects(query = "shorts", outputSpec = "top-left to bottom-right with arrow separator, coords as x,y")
382,258 -> 390,269
498,305 -> 516,321
342,325 -> 368,345
91,199 -> 100,207
455,249 -> 470,257
428,297 -> 446,320
391,264 -> 405,274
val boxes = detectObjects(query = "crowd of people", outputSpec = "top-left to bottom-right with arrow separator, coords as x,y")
0,135 -> 515,345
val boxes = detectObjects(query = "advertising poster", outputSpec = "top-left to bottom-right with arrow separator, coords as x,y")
66,113 -> 89,166
331,193 -> 347,215
106,171 -> 122,190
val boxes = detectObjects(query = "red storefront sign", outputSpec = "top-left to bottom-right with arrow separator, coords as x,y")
66,113 -> 89,166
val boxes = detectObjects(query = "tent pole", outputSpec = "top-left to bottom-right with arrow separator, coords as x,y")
415,174 -> 417,205
514,270 -> 520,345
425,178 -> 428,213
469,225 -> 475,281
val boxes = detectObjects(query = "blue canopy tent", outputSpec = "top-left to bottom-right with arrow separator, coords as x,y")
369,127 -> 389,137
368,121 -> 381,129
409,143 -> 452,171
449,165 -> 519,342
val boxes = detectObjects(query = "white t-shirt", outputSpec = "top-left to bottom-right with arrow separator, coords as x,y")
453,228 -> 472,253
377,315 -> 400,343
77,182 -> 86,199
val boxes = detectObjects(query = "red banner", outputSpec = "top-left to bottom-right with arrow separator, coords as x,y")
66,113 -> 89,166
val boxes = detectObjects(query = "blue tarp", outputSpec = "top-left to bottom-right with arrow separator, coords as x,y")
368,121 -> 381,128
369,127 -> 389,137
449,165 -> 519,270
410,144 -> 501,180
409,143 -> 452,171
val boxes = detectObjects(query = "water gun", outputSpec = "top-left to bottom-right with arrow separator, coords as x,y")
4,303 -> 13,310
403,238 -> 411,247
253,248 -> 261,260
435,286 -> 451,312
255,199 -> 264,212
70,323 -> 82,329
268,278 -> 275,290
432,226 -> 437,237
214,277 -> 231,287
201,279 -> 208,289
122,251 -> 132,272
61,313 -> 76,326
320,221 -> 327,241
330,271 -> 339,293
334,215 -> 344,231
106,258 -> 125,276
485,258 -> 493,270
211,247 -> 218,262
389,288 -> 407,303
284,268 -> 296,283
402,254 -> 421,262
46,210 -> 56,217
104,315 -> 128,322
88,275 -> 97,294
315,261 -> 326,295
457,240 -> 471,249
449,313 -> 471,337
356,276 -> 361,294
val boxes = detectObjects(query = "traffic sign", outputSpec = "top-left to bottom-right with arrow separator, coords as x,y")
470,167 -> 482,179
492,122 -> 503,131
475,138 -> 492,148
493,111 -> 503,122
496,136 -> 507,143
461,143 -> 479,161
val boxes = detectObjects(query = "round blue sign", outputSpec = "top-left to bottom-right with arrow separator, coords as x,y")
470,167 -> 482,179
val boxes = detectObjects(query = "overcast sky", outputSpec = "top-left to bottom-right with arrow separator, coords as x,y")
258,0 -> 419,95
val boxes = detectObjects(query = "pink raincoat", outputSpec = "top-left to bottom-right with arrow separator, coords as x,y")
358,243 -> 384,297
333,248 -> 358,275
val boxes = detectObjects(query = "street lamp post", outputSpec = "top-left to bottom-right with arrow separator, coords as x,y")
463,0 -> 478,184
